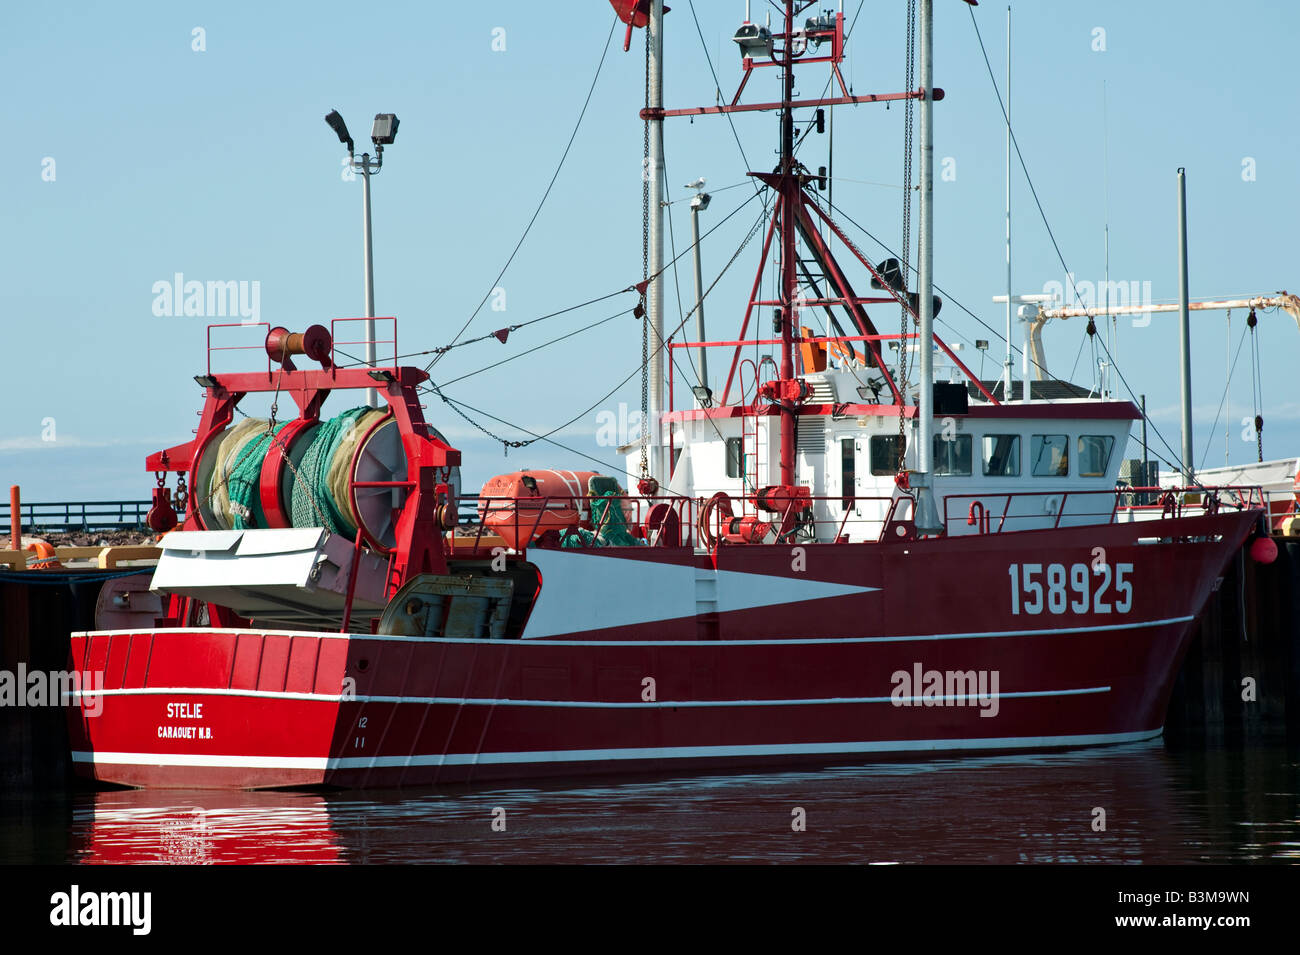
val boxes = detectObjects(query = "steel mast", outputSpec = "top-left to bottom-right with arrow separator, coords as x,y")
646,0 -> 667,484
1177,167 -> 1194,484
914,0 -> 942,533
1003,5 -> 1013,401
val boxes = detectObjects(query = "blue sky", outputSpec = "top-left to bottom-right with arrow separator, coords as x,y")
3,0 -> 1299,502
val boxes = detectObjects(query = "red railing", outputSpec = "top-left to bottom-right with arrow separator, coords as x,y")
204,318 -> 399,375
331,317 -> 397,369
207,322 -> 271,376
448,492 -> 917,555
443,485 -> 1268,558
669,331 -> 998,411
941,485 -> 1267,536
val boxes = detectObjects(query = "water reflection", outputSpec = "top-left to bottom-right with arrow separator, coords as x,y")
72,792 -> 341,864
48,739 -> 1298,864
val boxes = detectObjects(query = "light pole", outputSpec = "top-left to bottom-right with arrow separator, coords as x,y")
686,178 -> 711,406
325,109 -> 399,409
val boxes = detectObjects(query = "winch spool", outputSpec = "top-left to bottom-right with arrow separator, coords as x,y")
195,407 -> 460,549
208,418 -> 278,530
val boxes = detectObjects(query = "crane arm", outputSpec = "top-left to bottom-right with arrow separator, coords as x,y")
1038,293 -> 1300,326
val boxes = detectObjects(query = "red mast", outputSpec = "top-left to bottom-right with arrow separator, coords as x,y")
645,2 -> 976,498
776,0 -> 798,487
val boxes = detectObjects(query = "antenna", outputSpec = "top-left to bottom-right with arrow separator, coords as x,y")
1003,6 -> 1013,401
1103,80 -> 1112,398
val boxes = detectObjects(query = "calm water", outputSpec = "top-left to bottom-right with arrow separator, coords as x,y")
3,738 -> 1298,864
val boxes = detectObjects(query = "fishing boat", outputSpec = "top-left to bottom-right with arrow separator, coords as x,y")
66,0 -> 1271,789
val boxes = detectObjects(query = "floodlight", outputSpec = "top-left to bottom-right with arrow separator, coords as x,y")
371,113 -> 399,146
325,109 -> 353,150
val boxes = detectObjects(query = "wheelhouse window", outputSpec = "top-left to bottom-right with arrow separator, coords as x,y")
1030,434 -> 1069,476
725,437 -> 743,479
869,434 -> 904,476
981,434 -> 1020,476
841,438 -> 855,507
1077,435 -> 1115,478
932,434 -> 973,476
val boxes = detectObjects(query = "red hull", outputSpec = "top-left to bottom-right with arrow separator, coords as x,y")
67,511 -> 1257,789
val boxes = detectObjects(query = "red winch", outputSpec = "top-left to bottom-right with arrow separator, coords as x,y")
145,319 -> 461,625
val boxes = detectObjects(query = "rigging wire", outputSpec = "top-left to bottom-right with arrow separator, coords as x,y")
1067,331 -> 1089,389
972,0 -> 1268,488
377,190 -> 762,371
642,206 -> 774,493
661,179 -> 752,206
1197,318 -> 1251,472
660,135 -> 694,389
395,289 -> 631,362
685,0 -> 771,215
1092,331 -> 1212,490
419,388 -> 690,495
437,309 -> 633,388
427,198 -> 768,459
822,193 -> 1110,402
1249,307 -> 1264,461
967,4 -> 1123,402
426,355 -> 644,456
427,14 -> 618,373
795,0 -> 869,161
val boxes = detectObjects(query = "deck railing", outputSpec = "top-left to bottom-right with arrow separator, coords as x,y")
3,486 -> 1262,547
448,492 -> 915,554
0,500 -> 151,533
943,485 -> 1267,537
448,485 -> 1267,555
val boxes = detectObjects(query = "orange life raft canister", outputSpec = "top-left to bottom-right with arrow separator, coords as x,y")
478,469 -> 617,549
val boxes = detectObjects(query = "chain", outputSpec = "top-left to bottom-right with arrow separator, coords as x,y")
428,380 -> 528,455
897,0 -> 917,472
268,362 -> 285,432
639,25 -> 651,480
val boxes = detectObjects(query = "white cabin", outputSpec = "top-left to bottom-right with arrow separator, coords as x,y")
635,346 -> 1138,543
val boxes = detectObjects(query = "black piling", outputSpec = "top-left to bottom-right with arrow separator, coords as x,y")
1166,540 -> 1300,739
0,570 -> 110,792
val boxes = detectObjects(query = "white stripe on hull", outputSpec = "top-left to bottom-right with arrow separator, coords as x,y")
71,727 -> 1163,771
67,684 -> 1110,707
71,613 -> 1194,647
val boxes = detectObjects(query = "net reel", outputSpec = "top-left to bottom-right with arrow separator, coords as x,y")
146,321 -> 462,612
